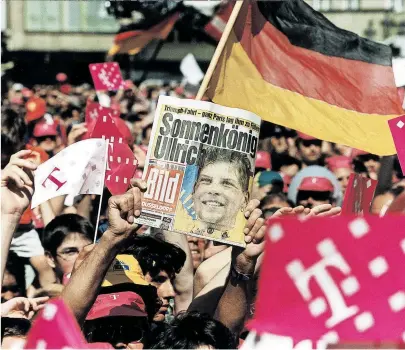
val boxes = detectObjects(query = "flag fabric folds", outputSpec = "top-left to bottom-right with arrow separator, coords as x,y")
206,0 -> 403,155
31,139 -> 107,208
108,12 -> 180,57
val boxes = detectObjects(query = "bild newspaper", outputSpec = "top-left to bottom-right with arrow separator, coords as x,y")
135,96 -> 261,247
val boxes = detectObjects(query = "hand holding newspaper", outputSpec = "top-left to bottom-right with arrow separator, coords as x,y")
135,96 -> 261,247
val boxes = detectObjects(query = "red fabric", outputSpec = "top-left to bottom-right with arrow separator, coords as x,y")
298,176 -> 334,192
86,291 -> 147,320
255,151 -> 271,169
326,156 -> 353,171
89,114 -> 137,195
89,62 -> 125,91
236,2 -> 402,115
341,174 -> 377,215
249,216 -> 405,346
205,1 -> 234,42
25,299 -> 88,349
85,102 -> 120,125
60,84 -> 72,95
388,114 -> 405,175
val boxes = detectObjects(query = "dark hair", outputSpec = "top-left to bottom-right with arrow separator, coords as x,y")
198,147 -> 252,193
43,214 -> 93,257
1,108 -> 26,168
261,193 -> 291,208
4,251 -> 26,297
1,317 -> 31,339
142,123 -> 153,139
124,236 -> 186,280
145,311 -> 238,349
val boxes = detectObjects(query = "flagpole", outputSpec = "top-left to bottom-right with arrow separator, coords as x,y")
94,140 -> 109,243
196,0 -> 244,100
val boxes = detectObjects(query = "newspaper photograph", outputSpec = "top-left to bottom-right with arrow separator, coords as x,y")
135,96 -> 261,247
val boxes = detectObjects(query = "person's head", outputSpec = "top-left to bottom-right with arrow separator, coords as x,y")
326,156 -> 353,195
296,176 -> 335,209
141,123 -> 153,146
257,171 -> 284,194
296,132 -> 323,165
2,251 -> 26,302
1,108 -> 26,168
125,236 -> 186,322
354,152 -> 380,179
146,311 -> 237,349
269,125 -> 288,155
255,151 -> 271,173
32,115 -> 58,154
1,317 -> 31,349
84,286 -> 153,348
261,193 -> 292,218
43,214 -> 93,280
193,148 -> 251,231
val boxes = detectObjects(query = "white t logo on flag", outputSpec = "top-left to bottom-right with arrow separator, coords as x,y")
286,238 -> 359,328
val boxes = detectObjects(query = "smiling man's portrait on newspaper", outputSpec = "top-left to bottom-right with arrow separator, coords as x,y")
135,96 -> 261,247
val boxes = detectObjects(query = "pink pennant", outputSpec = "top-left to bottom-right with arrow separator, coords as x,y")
25,299 -> 87,349
90,114 -> 137,195
249,216 -> 405,348
85,101 -> 120,125
341,174 -> 377,215
388,115 -> 405,176
89,62 -> 125,91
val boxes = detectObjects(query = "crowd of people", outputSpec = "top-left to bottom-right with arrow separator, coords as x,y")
1,75 -> 404,349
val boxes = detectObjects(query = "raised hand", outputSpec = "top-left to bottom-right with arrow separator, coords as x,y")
1,150 -> 37,217
232,199 -> 266,275
67,123 -> 88,145
1,296 -> 49,319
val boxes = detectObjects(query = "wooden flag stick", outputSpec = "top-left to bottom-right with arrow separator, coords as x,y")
94,140 -> 109,243
196,0 -> 244,101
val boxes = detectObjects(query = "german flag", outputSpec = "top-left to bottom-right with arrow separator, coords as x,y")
206,0 -> 403,155
108,12 -> 180,58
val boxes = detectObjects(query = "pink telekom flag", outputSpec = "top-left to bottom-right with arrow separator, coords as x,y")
31,139 -> 107,208
245,216 -> 405,349
89,114 -> 137,195
388,114 -> 405,176
341,174 -> 377,215
85,101 -> 120,124
89,62 -> 125,91
24,299 -> 114,349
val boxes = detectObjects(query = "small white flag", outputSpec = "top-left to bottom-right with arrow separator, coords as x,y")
180,53 -> 204,86
31,139 -> 107,208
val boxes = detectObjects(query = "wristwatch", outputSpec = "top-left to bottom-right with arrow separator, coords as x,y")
230,266 -> 253,281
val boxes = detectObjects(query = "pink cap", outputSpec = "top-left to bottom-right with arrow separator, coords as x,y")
56,72 -> 67,82
325,156 -> 352,171
255,151 -> 271,169
351,148 -> 369,158
298,176 -> 334,192
86,291 -> 147,320
33,116 -> 58,137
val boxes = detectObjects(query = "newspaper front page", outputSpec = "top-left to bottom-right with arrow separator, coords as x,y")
135,96 -> 261,247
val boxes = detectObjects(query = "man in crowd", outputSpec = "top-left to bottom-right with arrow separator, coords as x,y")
325,155 -> 353,196
296,176 -> 336,209
296,132 -> 324,167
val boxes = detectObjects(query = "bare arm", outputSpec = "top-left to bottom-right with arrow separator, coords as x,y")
1,151 -> 37,278
61,185 -> 146,325
161,230 -> 194,314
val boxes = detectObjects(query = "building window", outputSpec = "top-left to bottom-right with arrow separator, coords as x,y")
24,0 -> 119,33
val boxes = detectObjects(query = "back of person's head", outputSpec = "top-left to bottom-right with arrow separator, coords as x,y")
43,214 -> 93,257
125,236 -> 186,280
1,108 -> 26,168
1,317 -> 31,346
145,311 -> 237,349
3,251 -> 26,300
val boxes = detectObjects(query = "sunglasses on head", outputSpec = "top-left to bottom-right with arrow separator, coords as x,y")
297,190 -> 331,202
36,135 -> 57,143
301,139 -> 322,148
